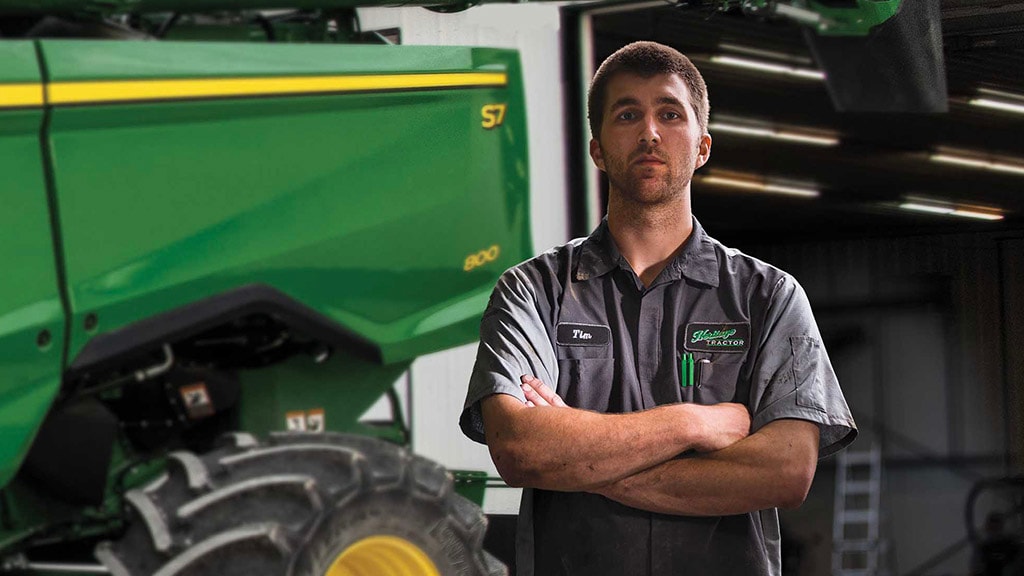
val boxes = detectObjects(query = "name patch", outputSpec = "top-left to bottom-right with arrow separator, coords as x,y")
556,323 -> 611,347
684,322 -> 750,353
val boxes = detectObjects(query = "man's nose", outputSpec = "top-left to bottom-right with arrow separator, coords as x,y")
638,116 -> 660,146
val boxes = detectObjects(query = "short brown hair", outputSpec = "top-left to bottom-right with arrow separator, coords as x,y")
587,41 -> 710,138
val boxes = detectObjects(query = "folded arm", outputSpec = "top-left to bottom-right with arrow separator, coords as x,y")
593,418 -> 820,516
480,375 -> 750,492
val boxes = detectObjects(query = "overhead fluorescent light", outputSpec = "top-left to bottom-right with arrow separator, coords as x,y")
931,153 -> 1024,176
950,209 -> 1005,221
717,43 -> 813,65
900,202 -> 955,215
898,198 -> 1004,221
978,87 -> 1024,99
969,98 -> 1024,116
709,121 -> 839,146
763,182 -> 821,197
699,175 -> 820,198
967,88 -> 1024,116
701,175 -> 763,192
773,2 -> 823,26
709,55 -> 825,81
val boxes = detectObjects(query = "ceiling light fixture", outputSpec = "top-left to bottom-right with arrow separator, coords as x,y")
699,175 -> 820,198
970,88 -> 1024,116
709,55 -> 825,81
708,121 -> 839,146
978,87 -> 1024,100
931,153 -> 1024,176
898,198 -> 1004,221
899,202 -> 954,216
717,43 -> 813,65
949,209 -> 1005,221
772,2 -> 824,26
969,98 -> 1024,116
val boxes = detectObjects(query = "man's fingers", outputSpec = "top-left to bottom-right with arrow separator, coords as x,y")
520,381 -> 550,407
521,375 -> 567,408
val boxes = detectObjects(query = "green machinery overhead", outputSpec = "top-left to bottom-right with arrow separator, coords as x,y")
722,0 -> 902,36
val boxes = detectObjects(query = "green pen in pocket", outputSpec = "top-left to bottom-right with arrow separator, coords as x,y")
680,352 -> 695,388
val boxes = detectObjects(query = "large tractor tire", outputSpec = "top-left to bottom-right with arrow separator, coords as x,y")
95,432 -> 506,576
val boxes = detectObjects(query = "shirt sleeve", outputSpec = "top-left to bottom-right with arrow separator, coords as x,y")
459,266 -> 559,445
748,275 -> 858,458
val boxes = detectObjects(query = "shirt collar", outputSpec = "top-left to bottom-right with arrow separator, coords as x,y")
575,218 -> 619,281
575,216 -> 720,288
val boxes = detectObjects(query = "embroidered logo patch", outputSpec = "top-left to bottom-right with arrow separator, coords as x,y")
556,322 -> 611,346
684,322 -> 750,353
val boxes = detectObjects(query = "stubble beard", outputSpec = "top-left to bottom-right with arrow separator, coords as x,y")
605,148 -> 693,208
609,169 -> 681,206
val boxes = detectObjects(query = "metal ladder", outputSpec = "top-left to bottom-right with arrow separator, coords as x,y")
832,445 -> 884,576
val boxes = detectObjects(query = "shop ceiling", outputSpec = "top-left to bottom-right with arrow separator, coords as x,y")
586,1 -> 1024,240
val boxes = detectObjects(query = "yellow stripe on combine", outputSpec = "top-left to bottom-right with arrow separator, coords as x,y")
48,72 -> 508,105
0,83 -> 45,108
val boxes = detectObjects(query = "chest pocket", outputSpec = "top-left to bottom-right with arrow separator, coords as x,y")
555,323 -> 615,411
690,352 -> 746,405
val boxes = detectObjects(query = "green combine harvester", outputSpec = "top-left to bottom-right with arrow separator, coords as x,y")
0,0 -> 927,574
1,5 -> 530,573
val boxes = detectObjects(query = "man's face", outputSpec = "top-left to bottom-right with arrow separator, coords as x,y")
590,72 -> 711,205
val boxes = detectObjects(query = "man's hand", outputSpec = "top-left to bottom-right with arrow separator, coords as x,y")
690,403 -> 751,452
520,374 -> 567,407
519,374 -> 751,453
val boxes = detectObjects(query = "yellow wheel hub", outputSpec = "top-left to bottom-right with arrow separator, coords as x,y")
325,535 -> 441,576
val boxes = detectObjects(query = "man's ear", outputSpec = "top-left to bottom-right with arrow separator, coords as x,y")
695,133 -> 712,171
589,138 -> 606,172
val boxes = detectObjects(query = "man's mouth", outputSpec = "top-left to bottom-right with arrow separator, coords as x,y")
633,154 -> 666,166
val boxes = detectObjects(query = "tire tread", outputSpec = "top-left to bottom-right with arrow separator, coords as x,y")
96,434 -> 506,576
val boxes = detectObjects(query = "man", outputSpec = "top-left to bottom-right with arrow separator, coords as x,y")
459,41 -> 857,575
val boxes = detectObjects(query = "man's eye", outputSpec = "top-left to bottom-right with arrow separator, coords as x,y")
617,111 -> 637,121
662,111 -> 681,120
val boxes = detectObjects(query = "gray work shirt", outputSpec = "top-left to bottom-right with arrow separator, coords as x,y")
460,217 -> 857,576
